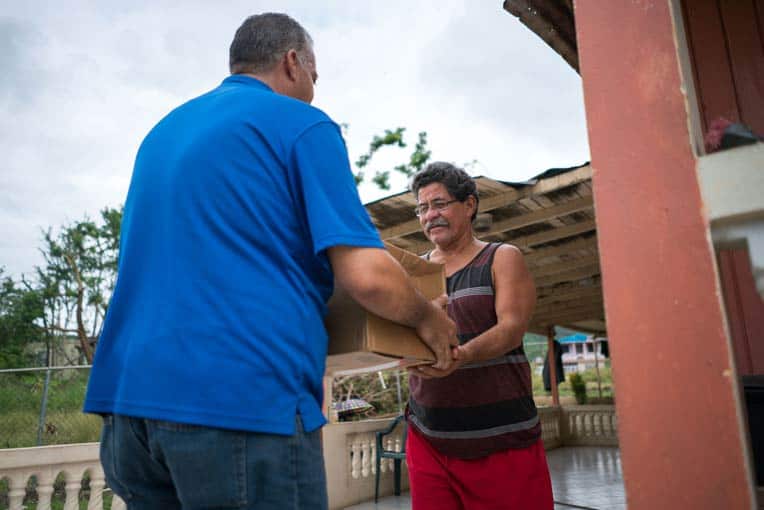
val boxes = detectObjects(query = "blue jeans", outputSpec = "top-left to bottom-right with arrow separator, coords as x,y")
100,414 -> 327,510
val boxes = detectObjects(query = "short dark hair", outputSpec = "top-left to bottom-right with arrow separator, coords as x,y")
410,162 -> 479,221
229,13 -> 313,75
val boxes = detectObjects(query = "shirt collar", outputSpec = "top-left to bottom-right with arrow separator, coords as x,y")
222,74 -> 274,92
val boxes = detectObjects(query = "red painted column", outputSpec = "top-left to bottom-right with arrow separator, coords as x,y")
574,2 -> 755,508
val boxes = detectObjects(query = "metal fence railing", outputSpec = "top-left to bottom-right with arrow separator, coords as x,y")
0,353 -> 614,449
0,365 -> 101,449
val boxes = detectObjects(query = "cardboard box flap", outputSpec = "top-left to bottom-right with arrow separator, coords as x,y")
385,242 -> 442,278
384,242 -> 444,301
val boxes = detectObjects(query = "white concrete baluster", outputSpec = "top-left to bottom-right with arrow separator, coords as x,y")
601,412 -> 610,436
36,472 -> 56,510
63,472 -> 82,510
111,494 -> 127,510
370,442 -> 377,475
361,440 -> 370,478
351,442 -> 361,479
87,468 -> 106,510
593,413 -> 602,437
8,474 -> 28,510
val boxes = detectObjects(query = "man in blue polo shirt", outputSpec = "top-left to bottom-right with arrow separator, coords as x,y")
84,13 -> 457,509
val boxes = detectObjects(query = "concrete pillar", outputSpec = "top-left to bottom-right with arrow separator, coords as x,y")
574,1 -> 756,507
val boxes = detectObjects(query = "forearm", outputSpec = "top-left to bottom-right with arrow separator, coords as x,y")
459,319 -> 526,363
328,246 -> 432,327
352,264 -> 433,328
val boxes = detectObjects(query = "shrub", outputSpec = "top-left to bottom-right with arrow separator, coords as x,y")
569,372 -> 587,404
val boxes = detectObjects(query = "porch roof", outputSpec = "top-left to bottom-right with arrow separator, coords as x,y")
363,163 -> 605,335
502,0 -> 579,73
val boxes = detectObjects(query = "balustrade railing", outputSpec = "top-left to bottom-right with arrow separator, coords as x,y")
538,406 -> 563,449
323,418 -> 406,509
0,406 -> 617,510
0,443 -> 125,510
561,405 -> 619,446
347,430 -> 403,480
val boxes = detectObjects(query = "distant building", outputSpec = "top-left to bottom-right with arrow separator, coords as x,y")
558,333 -> 607,374
24,335 -> 92,367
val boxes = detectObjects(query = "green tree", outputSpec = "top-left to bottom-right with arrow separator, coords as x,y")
36,207 -> 122,363
353,127 -> 432,190
0,269 -> 45,368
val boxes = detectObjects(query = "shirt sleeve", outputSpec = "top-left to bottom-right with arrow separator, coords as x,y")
291,121 -> 384,255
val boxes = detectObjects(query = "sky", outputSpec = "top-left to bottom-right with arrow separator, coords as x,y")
0,1 -> 589,279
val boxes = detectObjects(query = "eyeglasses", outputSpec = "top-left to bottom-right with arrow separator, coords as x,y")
414,199 -> 459,217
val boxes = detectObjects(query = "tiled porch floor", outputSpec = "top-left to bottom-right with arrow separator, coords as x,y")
345,446 -> 625,510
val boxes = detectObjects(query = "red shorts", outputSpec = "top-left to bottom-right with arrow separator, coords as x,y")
406,426 -> 553,510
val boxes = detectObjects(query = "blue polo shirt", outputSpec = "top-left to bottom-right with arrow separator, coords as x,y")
83,75 -> 383,434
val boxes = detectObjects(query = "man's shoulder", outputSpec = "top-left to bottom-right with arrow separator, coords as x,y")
285,99 -> 337,133
232,83 -> 335,131
491,243 -> 525,265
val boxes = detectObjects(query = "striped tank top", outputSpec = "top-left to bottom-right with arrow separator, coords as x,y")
407,242 -> 540,459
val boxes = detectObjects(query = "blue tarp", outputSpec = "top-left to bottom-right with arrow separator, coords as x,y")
558,333 -> 589,344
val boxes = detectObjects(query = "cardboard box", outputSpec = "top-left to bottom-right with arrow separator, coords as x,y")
324,243 -> 445,375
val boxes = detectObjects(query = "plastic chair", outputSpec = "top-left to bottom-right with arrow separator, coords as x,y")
375,415 -> 407,502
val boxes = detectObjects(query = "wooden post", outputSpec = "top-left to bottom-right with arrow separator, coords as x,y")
547,326 -> 559,406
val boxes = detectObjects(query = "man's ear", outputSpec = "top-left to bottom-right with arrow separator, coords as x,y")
283,49 -> 300,82
467,195 -> 478,216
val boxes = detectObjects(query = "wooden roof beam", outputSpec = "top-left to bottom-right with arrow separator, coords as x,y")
524,235 -> 598,264
534,263 -> 600,287
537,285 -> 603,306
377,165 -> 592,240
503,0 -> 579,72
402,218 -> 598,256
482,195 -> 593,238
530,254 -> 600,278
535,298 -> 604,316
533,301 -> 604,317
531,309 -> 605,327
511,220 -> 597,249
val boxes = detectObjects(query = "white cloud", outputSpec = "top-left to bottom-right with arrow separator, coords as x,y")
0,1 -> 589,278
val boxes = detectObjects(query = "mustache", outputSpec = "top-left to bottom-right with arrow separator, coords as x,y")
426,218 -> 449,232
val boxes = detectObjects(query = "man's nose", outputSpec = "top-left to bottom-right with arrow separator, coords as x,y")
423,206 -> 440,222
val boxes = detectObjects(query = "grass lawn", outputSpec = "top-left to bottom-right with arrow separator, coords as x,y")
0,369 -> 101,449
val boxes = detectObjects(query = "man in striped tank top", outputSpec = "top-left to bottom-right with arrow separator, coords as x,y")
406,162 -> 553,510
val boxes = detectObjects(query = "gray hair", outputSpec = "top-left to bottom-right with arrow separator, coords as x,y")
229,13 -> 313,75
410,162 -> 479,221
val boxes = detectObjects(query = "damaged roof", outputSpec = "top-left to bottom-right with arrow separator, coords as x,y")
364,163 -> 604,335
